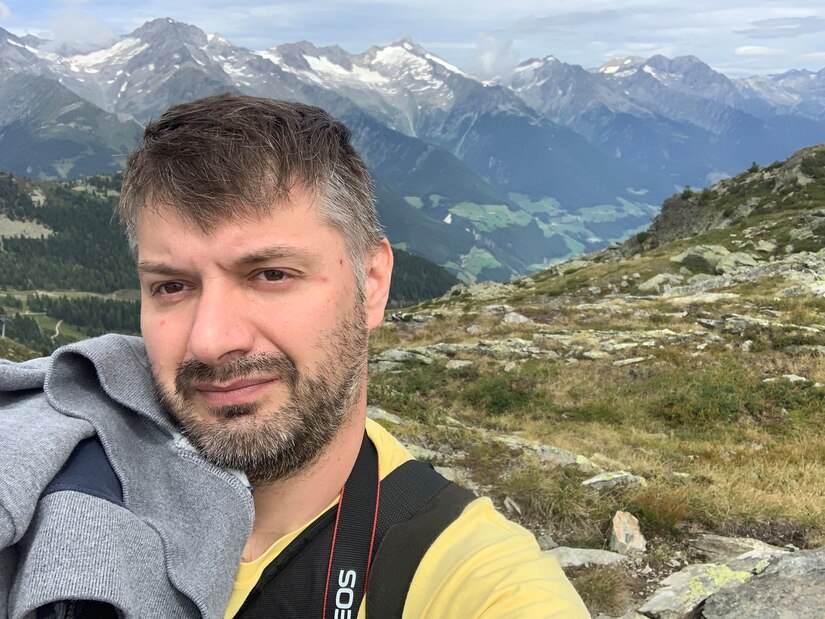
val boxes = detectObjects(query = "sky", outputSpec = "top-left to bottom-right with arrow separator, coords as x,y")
1,0 -> 824,78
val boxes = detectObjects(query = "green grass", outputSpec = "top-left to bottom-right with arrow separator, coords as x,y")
448,202 -> 533,232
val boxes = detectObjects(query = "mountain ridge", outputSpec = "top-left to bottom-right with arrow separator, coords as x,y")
1,18 -> 824,282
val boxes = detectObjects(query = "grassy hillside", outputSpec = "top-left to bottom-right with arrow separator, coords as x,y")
366,144 -> 825,615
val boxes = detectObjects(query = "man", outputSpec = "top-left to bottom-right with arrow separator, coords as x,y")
1,94 -> 589,618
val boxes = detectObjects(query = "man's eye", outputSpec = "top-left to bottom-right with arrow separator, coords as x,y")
258,270 -> 287,282
155,282 -> 186,295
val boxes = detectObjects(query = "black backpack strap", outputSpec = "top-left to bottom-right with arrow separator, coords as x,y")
366,462 -> 475,618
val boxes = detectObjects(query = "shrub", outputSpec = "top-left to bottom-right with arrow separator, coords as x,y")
681,185 -> 694,199
570,565 -> 632,616
627,484 -> 695,536
460,363 -> 556,417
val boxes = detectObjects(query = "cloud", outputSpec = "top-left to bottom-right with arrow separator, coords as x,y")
41,0 -> 119,53
737,16 -> 825,39
735,45 -> 781,56
804,51 -> 825,63
512,9 -> 626,34
470,32 -> 520,79
0,2 -> 11,21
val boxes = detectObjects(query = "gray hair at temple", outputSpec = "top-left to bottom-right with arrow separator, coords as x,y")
118,93 -> 384,285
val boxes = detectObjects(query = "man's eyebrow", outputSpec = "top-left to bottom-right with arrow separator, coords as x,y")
137,261 -> 187,277
137,247 -> 319,276
237,246 -> 319,265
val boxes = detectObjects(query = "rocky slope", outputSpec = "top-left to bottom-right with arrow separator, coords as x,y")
366,144 -> 825,616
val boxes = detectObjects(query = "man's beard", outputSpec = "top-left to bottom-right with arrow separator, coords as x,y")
154,306 -> 368,486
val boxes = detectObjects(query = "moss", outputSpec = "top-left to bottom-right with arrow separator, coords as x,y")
686,564 -> 751,599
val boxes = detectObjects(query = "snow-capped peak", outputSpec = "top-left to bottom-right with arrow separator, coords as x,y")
595,56 -> 646,77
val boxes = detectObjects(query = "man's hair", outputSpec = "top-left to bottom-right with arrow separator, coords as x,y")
118,93 -> 384,281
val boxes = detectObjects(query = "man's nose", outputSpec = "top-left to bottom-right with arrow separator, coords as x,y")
187,284 -> 254,366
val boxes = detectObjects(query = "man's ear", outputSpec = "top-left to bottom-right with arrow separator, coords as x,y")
365,239 -> 393,329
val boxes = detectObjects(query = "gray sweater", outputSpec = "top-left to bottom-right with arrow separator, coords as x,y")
0,334 -> 254,618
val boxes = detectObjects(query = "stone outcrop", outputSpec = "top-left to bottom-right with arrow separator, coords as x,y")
700,547 -> 825,618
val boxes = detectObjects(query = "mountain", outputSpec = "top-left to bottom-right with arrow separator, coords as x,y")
1,19 -> 824,282
0,74 -> 142,178
267,37 -> 670,216
510,54 -> 825,189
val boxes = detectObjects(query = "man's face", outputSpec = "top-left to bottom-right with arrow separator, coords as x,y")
136,191 -> 383,485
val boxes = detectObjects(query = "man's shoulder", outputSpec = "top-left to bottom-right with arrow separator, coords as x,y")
0,334 -> 147,392
403,498 -> 590,617
365,417 -> 414,479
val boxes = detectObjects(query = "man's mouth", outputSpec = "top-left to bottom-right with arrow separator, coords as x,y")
191,377 -> 278,407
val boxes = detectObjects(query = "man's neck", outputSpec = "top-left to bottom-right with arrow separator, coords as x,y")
241,411 -> 366,562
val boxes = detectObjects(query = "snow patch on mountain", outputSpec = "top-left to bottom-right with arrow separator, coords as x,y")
67,38 -> 148,73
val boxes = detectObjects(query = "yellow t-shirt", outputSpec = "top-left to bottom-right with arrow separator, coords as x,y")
225,419 -> 589,619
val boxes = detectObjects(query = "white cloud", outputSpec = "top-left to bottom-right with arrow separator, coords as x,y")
735,45 -> 781,56
471,32 -> 520,79
41,0 -> 118,53
0,2 -> 11,21
804,51 -> 825,63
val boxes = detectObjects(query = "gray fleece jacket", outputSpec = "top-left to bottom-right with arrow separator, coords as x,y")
0,334 -> 254,619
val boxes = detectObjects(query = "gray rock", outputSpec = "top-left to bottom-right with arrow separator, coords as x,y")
702,548 -> 825,619
609,511 -> 647,555
439,284 -> 466,300
366,406 -> 403,425
376,348 -> 434,364
762,374 -> 808,384
755,240 -> 777,254
484,303 -> 514,314
689,533 -> 789,564
613,356 -> 652,367
638,562 -> 754,619
670,245 -> 731,273
445,359 -> 474,370
493,434 -> 602,474
405,444 -> 442,462
638,272 -> 684,294
716,251 -> 759,273
583,350 -> 611,360
536,534 -> 558,551
583,471 -> 646,490
687,273 -> 716,285
503,311 -> 533,324
546,546 -> 628,568
556,259 -> 589,275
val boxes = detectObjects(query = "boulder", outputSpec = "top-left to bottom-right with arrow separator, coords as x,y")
609,511 -> 647,555
366,406 -> 403,425
715,252 -> 758,273
689,534 -> 789,563
556,259 -> 589,275
638,273 -> 684,294
445,359 -> 474,370
637,563 -> 753,619
546,546 -> 628,568
583,471 -> 646,490
702,548 -> 825,619
670,245 -> 731,273
754,240 -> 777,254
502,311 -> 533,324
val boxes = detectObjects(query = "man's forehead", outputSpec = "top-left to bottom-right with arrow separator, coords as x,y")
134,196 -> 343,267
